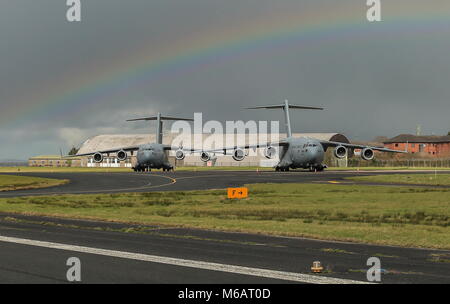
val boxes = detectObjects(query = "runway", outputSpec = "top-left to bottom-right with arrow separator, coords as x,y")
0,213 -> 449,284
0,170 -> 449,284
1,169 -> 449,197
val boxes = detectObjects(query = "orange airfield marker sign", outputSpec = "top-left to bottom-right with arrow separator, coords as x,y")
227,187 -> 248,199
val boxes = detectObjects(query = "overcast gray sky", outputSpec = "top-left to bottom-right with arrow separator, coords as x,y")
0,0 -> 449,159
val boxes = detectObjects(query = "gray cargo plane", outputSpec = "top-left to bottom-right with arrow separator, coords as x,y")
75,113 -> 195,172
197,100 -> 407,171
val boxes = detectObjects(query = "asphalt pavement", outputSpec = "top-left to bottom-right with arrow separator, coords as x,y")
1,170 -> 449,197
0,213 -> 449,284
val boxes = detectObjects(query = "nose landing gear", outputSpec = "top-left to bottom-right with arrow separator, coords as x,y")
309,165 -> 325,172
275,167 -> 290,172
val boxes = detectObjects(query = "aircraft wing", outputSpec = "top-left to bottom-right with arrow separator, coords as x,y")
162,145 -> 202,152
73,145 -> 141,157
319,140 -> 407,153
195,139 -> 289,155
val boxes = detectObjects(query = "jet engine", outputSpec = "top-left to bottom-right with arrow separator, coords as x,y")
264,146 -> 277,159
232,148 -> 246,161
117,150 -> 127,161
175,149 -> 185,160
361,148 -> 374,161
93,152 -> 103,163
200,151 -> 211,162
334,146 -> 347,159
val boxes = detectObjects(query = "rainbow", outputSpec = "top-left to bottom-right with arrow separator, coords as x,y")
3,2 -> 449,127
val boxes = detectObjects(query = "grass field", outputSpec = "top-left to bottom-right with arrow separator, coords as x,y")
348,174 -> 450,186
1,183 -> 449,249
329,167 -> 450,171
0,175 -> 68,191
176,166 -> 450,172
1,166 -> 450,173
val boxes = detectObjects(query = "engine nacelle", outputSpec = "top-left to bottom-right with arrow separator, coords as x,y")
232,148 -> 246,161
117,150 -> 127,161
361,148 -> 374,161
200,151 -> 211,162
93,152 -> 103,163
334,146 -> 347,159
264,146 -> 277,159
175,149 -> 185,160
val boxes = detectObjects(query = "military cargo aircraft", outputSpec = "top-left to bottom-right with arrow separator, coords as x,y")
196,100 -> 407,171
74,113 -> 195,172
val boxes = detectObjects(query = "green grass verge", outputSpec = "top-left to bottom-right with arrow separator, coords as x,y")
0,166 -> 272,173
0,175 -> 68,191
173,166 -> 274,171
1,183 -> 449,249
175,166 -> 450,171
0,167 -> 131,173
348,174 -> 450,186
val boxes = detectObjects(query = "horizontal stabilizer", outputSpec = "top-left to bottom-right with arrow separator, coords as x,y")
127,116 -> 194,122
245,100 -> 324,138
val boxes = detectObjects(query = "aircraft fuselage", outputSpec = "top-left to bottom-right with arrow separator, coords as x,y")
276,137 -> 326,171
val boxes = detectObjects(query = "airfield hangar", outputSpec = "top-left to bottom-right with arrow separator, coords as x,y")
29,133 -> 350,168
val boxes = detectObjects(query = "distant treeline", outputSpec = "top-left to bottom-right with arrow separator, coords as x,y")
348,158 -> 450,168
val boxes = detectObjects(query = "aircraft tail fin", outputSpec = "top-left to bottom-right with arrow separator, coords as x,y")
245,100 -> 323,138
127,113 -> 193,144
126,116 -> 194,122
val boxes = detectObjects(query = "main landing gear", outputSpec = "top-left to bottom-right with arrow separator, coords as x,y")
133,166 -> 174,173
133,166 -> 151,173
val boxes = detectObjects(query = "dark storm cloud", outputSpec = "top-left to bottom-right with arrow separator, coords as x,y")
0,0 -> 449,159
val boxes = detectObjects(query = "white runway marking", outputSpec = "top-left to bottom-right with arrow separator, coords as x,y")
0,235 -> 370,284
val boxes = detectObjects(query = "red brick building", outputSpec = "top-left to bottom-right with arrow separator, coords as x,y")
384,134 -> 450,157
